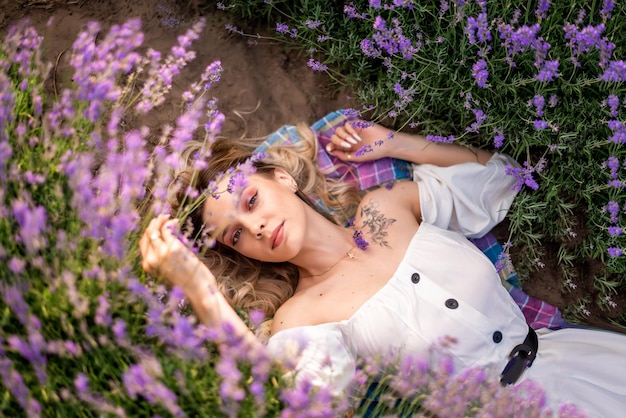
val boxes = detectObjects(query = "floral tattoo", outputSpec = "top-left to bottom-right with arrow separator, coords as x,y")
357,201 -> 396,248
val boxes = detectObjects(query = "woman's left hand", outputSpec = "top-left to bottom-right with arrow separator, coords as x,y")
139,214 -> 209,291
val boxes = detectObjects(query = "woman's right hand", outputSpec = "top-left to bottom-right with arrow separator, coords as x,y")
139,214 -> 208,291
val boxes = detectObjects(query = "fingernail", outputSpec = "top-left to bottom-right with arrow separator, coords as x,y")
326,144 -> 333,153
346,136 -> 358,145
353,133 -> 363,142
340,140 -> 352,148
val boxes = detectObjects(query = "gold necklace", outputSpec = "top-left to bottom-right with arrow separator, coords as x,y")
300,245 -> 358,278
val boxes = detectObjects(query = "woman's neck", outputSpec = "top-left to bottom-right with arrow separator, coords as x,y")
292,211 -> 356,283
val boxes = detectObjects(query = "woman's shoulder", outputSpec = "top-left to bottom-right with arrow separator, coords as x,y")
270,293 -> 311,336
357,180 -> 421,222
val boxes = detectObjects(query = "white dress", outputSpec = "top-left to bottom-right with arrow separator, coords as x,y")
267,154 -> 626,417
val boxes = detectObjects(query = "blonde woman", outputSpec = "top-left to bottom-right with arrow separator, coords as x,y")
141,117 -> 626,416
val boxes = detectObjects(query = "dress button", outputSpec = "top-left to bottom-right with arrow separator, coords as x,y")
492,331 -> 503,343
411,272 -> 420,283
445,298 -> 459,309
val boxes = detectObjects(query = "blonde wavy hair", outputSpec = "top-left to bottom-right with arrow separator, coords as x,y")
168,123 -> 361,320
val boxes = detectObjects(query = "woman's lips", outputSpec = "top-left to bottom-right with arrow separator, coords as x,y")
271,221 -> 284,249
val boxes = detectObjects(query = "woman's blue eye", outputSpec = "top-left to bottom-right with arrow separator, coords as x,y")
248,192 -> 257,209
232,229 -> 242,245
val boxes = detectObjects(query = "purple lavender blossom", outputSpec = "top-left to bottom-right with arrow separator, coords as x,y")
493,130 -> 505,148
533,119 -> 549,130
535,0 -> 550,20
12,198 -> 47,255
353,229 -> 369,250
536,60 -> 559,82
564,22 -> 615,68
601,60 -> 626,82
471,59 -> 488,88
0,358 -> 41,415
607,201 -> 620,223
608,226 -> 623,236
344,5 -> 367,19
606,156 -> 620,179
305,19 -> 322,29
505,162 -> 539,191
465,13 -> 492,45
276,23 -> 297,38
607,94 -> 620,117
466,108 -> 487,133
276,23 -> 289,34
368,16 -> 421,60
227,171 -> 249,195
608,119 -> 626,143
600,0 -> 615,20
426,134 -> 455,144
224,24 -> 244,35
307,58 -> 328,72
123,364 -> 183,416
74,373 -> 89,392
355,144 -> 374,157
95,295 -> 112,327
533,94 -> 545,117
393,82 -> 416,109
608,247 -> 623,257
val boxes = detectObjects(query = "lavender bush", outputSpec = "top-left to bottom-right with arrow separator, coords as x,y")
0,10 -> 591,418
219,0 -> 626,326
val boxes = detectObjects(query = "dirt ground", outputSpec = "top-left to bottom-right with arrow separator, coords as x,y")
2,0 -> 625,333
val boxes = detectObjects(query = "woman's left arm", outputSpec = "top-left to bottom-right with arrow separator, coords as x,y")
326,120 -> 492,167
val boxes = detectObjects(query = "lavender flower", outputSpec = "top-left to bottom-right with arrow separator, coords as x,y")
535,0 -> 550,20
606,94 -> 620,117
123,364 -> 183,417
601,60 -> 626,82
353,229 -> 370,250
600,0 -> 615,21
305,19 -> 322,29
307,58 -> 328,72
0,358 -> 41,415
12,197 -> 47,255
608,226 -> 623,236
471,59 -> 489,88
276,23 -> 297,38
533,95 -> 545,117
466,108 -> 487,133
608,119 -> 626,143
608,247 -> 623,257
606,201 -> 620,223
136,18 -> 206,113
465,12 -> 492,45
344,5 -> 367,19
367,16 -> 421,60
563,22 -> 614,68
493,130 -> 505,148
426,134 -> 455,144
393,82 -> 416,109
505,162 -> 539,191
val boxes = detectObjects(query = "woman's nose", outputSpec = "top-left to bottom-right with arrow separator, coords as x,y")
243,216 -> 265,238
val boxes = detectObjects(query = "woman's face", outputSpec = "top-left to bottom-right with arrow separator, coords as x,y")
202,168 -> 307,262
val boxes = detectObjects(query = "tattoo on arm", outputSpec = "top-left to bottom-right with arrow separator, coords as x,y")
359,201 -> 396,248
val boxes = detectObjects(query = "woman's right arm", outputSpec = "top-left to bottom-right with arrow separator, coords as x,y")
140,214 -> 261,349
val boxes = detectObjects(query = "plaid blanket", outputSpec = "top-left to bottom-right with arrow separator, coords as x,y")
258,110 -> 567,330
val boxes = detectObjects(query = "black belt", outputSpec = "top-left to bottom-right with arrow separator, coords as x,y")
499,327 -> 538,386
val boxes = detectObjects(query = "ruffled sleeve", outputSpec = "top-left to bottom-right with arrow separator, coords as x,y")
414,152 -> 521,238
266,325 -> 356,397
